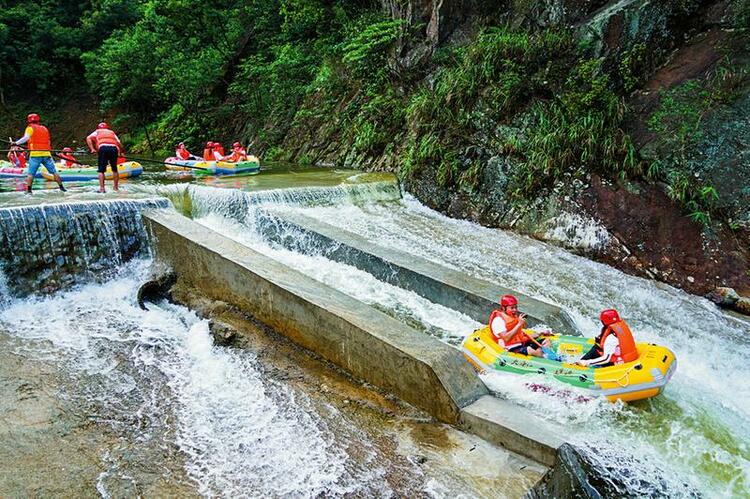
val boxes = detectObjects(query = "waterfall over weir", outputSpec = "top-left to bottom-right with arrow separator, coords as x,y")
0,198 -> 169,296
147,180 -> 402,219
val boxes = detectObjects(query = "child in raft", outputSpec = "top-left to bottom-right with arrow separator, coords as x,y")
7,144 -> 27,169
57,147 -> 81,168
222,142 -> 248,163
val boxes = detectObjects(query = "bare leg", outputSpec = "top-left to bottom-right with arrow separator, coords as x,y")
54,173 -> 66,192
25,174 -> 33,194
113,170 -> 119,192
98,172 -> 105,193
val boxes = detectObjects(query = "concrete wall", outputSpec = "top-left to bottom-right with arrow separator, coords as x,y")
144,209 -> 565,466
144,209 -> 487,423
257,208 -> 580,335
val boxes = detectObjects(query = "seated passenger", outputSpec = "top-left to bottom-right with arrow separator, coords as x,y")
576,309 -> 638,367
175,142 -> 198,161
488,294 -> 551,358
213,141 -> 225,157
58,147 -> 80,167
222,142 -> 248,163
7,144 -> 27,169
203,141 -> 215,161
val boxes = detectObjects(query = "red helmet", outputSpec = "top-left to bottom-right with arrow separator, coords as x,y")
232,141 -> 242,149
97,122 -> 109,129
500,294 -> 518,308
600,309 -> 621,326
62,147 -> 73,153
206,141 -> 214,148
27,113 -> 41,124
177,142 -> 186,148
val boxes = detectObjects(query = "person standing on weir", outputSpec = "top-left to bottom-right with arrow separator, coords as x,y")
86,122 -> 125,193
12,113 -> 67,194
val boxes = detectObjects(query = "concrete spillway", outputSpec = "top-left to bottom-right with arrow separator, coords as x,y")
144,209 -> 565,466
255,207 -> 580,335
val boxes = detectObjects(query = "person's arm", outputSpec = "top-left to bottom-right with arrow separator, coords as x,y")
579,335 -> 618,367
498,316 -> 526,344
86,132 -> 97,153
14,126 -> 32,146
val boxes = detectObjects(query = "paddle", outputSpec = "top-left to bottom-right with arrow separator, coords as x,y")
528,333 -> 561,361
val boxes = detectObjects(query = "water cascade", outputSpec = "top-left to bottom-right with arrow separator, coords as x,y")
0,198 -> 169,296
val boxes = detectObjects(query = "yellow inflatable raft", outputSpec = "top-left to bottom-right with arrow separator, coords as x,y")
462,326 -> 677,402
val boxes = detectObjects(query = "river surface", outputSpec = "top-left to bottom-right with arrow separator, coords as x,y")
2,163 -> 749,497
0,260 -> 542,497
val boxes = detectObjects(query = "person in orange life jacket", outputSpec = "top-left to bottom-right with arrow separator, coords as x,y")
489,294 -> 551,358
86,122 -> 125,193
575,309 -> 639,368
213,142 -> 225,157
12,113 -> 67,193
175,142 -> 199,161
7,144 -> 27,169
223,142 -> 248,163
202,142 -> 215,161
57,147 -> 80,168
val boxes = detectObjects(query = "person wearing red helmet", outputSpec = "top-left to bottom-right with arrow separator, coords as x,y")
7,144 -> 27,169
576,309 -> 639,367
213,142 -> 225,157
175,142 -> 199,161
86,122 -> 125,193
12,113 -> 67,193
488,294 -> 550,357
57,147 -> 80,168
222,141 -> 248,163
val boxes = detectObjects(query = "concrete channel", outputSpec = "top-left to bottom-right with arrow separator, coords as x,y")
255,208 -> 580,336
144,209 -> 565,467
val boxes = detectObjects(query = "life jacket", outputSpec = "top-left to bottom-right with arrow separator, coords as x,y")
117,156 -> 126,164
92,129 -> 119,149
488,309 -> 529,349
214,145 -> 225,156
176,148 -> 190,160
225,148 -> 247,163
58,153 -> 78,167
598,321 -> 638,364
28,124 -> 51,152
8,150 -> 27,168
203,148 -> 213,161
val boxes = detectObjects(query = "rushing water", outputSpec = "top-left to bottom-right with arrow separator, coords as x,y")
0,260 -> 541,497
286,193 -> 750,498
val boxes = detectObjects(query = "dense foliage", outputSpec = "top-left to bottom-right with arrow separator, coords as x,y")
1,0 -> 747,225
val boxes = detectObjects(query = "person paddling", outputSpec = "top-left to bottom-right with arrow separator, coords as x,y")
7,144 -> 27,169
222,142 -> 248,163
86,122 -> 125,193
575,309 -> 639,367
489,294 -> 551,358
57,147 -> 80,168
12,113 -> 66,193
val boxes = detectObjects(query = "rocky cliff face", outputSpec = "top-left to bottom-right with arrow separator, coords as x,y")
284,0 -> 750,301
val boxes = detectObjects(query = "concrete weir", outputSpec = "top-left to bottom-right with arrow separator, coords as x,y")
257,208 -> 580,335
144,210 -> 563,466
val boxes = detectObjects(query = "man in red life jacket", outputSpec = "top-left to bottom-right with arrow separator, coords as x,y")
489,294 -> 551,358
12,113 -> 67,193
7,144 -> 27,169
86,122 -> 125,193
175,142 -> 199,161
576,309 -> 639,367
213,142 -> 225,157
223,142 -> 248,163
203,141 -> 215,161
57,147 -> 80,168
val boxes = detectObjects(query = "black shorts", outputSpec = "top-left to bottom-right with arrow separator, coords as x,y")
508,343 -> 531,355
97,145 -> 119,173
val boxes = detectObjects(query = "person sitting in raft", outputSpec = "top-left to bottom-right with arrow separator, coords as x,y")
213,141 -> 225,157
222,142 -> 248,163
175,142 -> 199,161
489,294 -> 551,358
575,309 -> 638,367
202,141 -> 215,161
7,144 -> 27,169
57,147 -> 80,167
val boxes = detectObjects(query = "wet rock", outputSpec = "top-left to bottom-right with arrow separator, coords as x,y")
734,297 -> 750,316
707,286 -> 740,307
208,320 -> 238,347
137,263 -> 176,310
